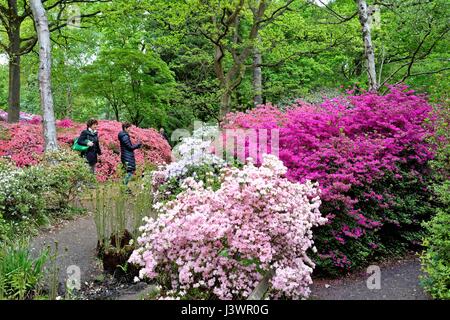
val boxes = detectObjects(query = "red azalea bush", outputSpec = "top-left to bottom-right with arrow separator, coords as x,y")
0,120 -> 172,182
224,86 -> 439,275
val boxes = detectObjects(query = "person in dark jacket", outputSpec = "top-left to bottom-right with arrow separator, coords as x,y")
118,122 -> 142,186
77,119 -> 102,174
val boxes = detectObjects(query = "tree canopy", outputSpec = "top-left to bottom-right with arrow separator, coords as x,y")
0,0 -> 448,130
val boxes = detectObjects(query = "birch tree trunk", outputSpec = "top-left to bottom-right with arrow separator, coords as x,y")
30,0 -> 58,152
356,0 -> 378,91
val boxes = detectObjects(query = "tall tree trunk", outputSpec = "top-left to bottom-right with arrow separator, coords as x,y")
113,105 -> 120,122
30,0 -> 58,152
220,89 -> 232,119
356,0 -> 378,91
66,85 -> 73,118
253,44 -> 263,106
7,11 -> 21,123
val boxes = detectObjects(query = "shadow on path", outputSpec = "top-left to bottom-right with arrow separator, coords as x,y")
30,213 -> 101,291
29,192 -> 430,300
310,255 -> 431,300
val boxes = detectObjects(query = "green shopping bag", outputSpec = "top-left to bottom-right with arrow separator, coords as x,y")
72,138 -> 89,152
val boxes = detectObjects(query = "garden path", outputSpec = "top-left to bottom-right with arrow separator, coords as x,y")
30,213 -> 101,293
30,210 -> 430,300
310,254 -> 431,300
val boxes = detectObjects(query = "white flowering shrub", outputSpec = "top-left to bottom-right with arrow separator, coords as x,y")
150,125 -> 227,201
0,162 -> 49,221
0,150 -> 93,224
130,155 -> 327,299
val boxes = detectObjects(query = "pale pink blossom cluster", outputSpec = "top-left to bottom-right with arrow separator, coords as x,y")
129,154 -> 327,299
150,125 -> 225,184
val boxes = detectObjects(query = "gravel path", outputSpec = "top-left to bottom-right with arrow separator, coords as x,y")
30,214 -> 431,300
310,255 -> 431,300
30,213 -> 158,299
30,214 -> 102,291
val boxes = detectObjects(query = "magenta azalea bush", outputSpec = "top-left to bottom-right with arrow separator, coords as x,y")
129,155 -> 327,299
0,119 -> 172,182
224,86 -> 438,274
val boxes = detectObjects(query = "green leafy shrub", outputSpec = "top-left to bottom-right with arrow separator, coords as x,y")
38,150 -> 95,213
0,240 -> 49,300
0,213 -> 10,242
421,182 -> 450,300
428,103 -> 450,183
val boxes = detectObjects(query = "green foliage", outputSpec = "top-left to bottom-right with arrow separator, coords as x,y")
0,0 -> 447,122
313,164 -> 439,278
38,150 -> 95,213
431,106 -> 450,177
5,0 -> 446,122
0,161 -> 49,222
0,213 -> 10,242
421,102 -> 450,299
0,239 -> 48,300
0,150 -> 92,233
93,181 -> 155,254
378,170 -> 436,250
421,182 -> 450,300
80,48 -> 178,127
0,65 -> 8,105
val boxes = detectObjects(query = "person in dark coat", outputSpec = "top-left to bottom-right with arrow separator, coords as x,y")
77,119 -> 102,174
118,122 -> 142,186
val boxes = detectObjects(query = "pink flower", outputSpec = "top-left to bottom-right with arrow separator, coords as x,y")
0,119 -> 172,181
223,85 -> 437,269
130,155 -> 327,299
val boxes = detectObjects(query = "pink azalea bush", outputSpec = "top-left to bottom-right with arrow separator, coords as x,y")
224,86 -> 438,274
0,119 -> 172,182
56,118 -> 74,128
129,155 -> 327,299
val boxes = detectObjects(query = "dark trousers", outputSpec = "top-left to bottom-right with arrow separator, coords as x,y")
122,162 -> 135,186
